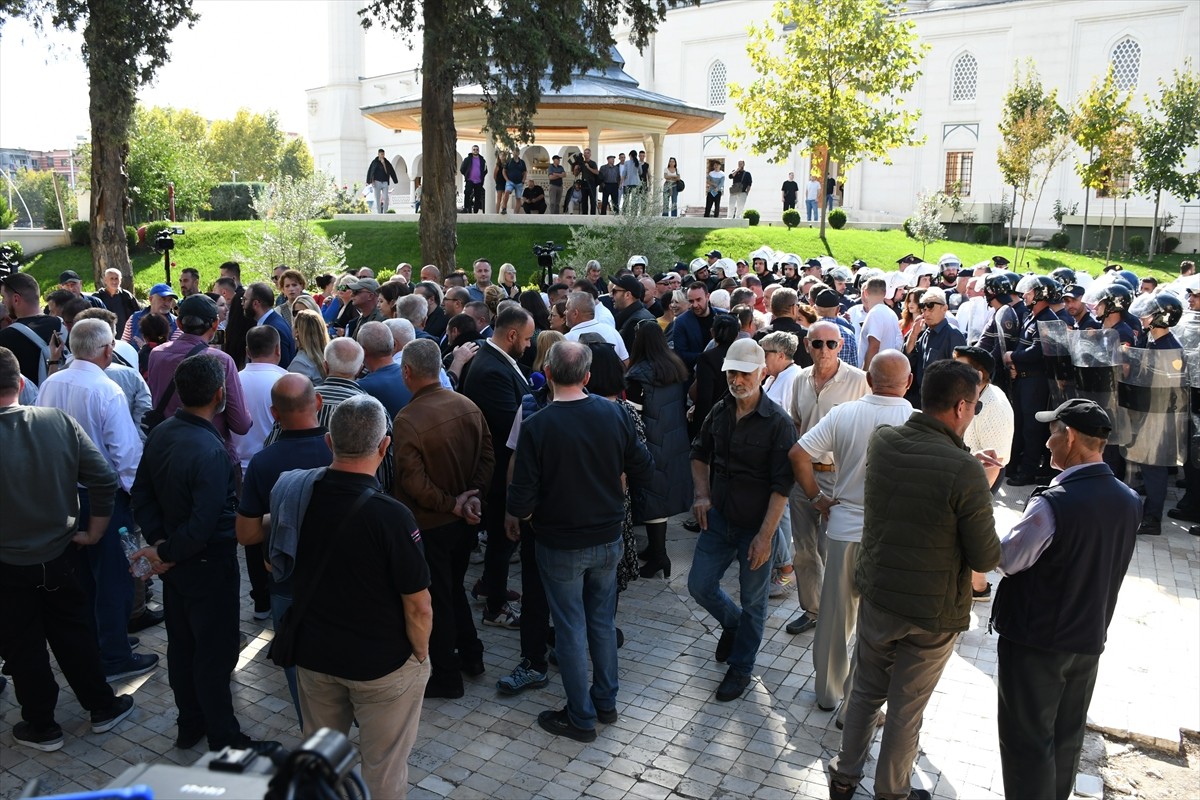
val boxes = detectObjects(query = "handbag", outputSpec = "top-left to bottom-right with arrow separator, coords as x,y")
269,487 -> 377,668
141,342 -> 210,435
674,178 -> 685,192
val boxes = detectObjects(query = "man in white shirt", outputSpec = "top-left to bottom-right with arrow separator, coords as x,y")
956,271 -> 991,345
73,308 -> 151,437
36,318 -> 158,681
805,175 -> 821,221
233,326 -> 287,472
563,292 -> 628,362
791,350 -> 914,723
857,277 -> 904,371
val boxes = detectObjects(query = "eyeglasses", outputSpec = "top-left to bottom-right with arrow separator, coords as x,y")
918,302 -> 944,310
336,285 -> 351,291
975,400 -> 984,414
810,340 -> 839,349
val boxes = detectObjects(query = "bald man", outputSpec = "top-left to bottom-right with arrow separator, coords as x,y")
791,349 -> 914,724
235,374 -> 333,724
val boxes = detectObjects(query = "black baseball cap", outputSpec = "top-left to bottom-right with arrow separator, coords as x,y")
953,345 -> 996,377
1035,398 -> 1112,438
813,288 -> 841,309
804,258 -> 823,269
705,250 -> 722,259
177,293 -> 219,324
58,270 -> 82,283
653,272 -> 671,284
612,275 -> 644,300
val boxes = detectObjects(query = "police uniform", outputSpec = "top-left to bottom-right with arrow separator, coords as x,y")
1075,314 -> 1101,331
1008,307 -> 1059,481
979,303 -> 1020,390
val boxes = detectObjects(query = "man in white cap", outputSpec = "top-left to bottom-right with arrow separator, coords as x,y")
904,286 -> 967,407
688,338 -> 796,702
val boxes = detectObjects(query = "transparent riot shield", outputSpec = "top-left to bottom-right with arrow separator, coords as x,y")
1066,328 -> 1128,446
1119,346 -> 1189,467
1176,312 -> 1200,467
1039,320 -> 1074,407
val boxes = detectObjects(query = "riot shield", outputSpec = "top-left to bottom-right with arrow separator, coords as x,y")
1119,346 -> 1189,467
1066,328 -> 1128,446
1039,320 -> 1074,407
1177,311 -> 1200,467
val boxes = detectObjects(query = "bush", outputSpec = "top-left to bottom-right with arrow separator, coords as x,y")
782,209 -> 801,230
208,182 -> 264,221
1163,236 -> 1180,254
1049,231 -> 1070,250
144,220 -> 170,243
125,225 -> 138,252
903,217 -> 915,238
375,269 -> 395,283
974,224 -> 992,245
70,220 -> 91,246
0,193 -> 17,229
0,240 -> 24,263
1128,235 -> 1145,256
743,209 -> 760,226
828,208 -> 847,229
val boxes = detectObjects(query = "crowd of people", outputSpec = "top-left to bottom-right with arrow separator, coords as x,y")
1,247 -> 1196,800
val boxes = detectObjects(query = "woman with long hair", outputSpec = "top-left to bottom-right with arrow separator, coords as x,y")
330,274 -> 359,337
291,294 -> 322,321
549,301 -> 569,333
532,329 -> 563,372
379,281 -> 406,319
900,287 -> 927,338
519,290 -> 551,330
289,309 -> 329,384
625,322 -> 691,578
498,264 -> 520,299
484,284 -> 505,319
662,156 -> 681,217
660,288 -> 686,335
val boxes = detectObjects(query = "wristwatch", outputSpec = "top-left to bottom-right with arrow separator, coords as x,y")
808,490 -> 825,503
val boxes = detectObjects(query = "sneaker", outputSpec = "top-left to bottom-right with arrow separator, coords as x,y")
496,659 -> 549,695
252,601 -> 271,621
972,583 -> 992,602
768,570 -> 793,598
91,694 -> 135,734
482,602 -> 521,629
537,708 -> 595,742
471,580 -> 521,603
105,652 -> 159,682
715,668 -> 752,702
12,721 -> 64,752
469,544 -> 485,565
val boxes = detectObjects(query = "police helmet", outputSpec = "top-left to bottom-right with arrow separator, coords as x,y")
851,259 -> 868,270
937,253 -> 962,278
1049,267 -> 1076,286
1094,283 -> 1133,315
1016,274 -> 1062,304
983,273 -> 1016,302
1114,270 -> 1140,291
1129,291 -> 1184,329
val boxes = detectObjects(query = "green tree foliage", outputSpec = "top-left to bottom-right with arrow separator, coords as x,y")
11,169 -> 75,229
207,108 -> 286,184
996,62 -> 1071,267
238,172 -> 349,282
1070,69 -> 1134,257
1133,64 -> 1200,256
125,106 -> 216,221
909,190 -> 944,259
565,192 -> 682,278
360,0 -> 696,273
278,138 -> 315,181
1,0 -> 198,288
730,0 -> 927,239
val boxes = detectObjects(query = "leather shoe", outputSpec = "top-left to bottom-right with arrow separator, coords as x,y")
715,628 -> 736,663
1167,506 -> 1200,523
596,706 -> 618,724
786,612 -> 818,635
460,657 -> 485,677
1189,525 -> 1199,536
128,607 -> 164,633
537,708 -> 596,742
682,518 -> 701,532
175,727 -> 205,749
1005,473 -> 1037,487
424,682 -> 465,699
715,668 -> 751,702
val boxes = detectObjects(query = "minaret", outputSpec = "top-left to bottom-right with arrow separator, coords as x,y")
305,0 -> 367,187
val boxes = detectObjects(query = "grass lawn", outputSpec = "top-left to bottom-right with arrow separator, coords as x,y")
16,219 -> 1188,293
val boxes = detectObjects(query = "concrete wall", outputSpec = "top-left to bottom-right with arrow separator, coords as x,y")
3,229 -> 71,255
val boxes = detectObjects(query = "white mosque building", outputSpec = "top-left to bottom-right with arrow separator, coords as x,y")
307,0 -> 1200,245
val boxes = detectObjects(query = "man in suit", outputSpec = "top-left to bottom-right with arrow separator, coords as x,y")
670,282 -> 726,371
460,307 -> 534,629
243,282 -> 296,369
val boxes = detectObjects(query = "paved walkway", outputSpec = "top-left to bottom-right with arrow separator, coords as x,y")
2,483 -> 1196,800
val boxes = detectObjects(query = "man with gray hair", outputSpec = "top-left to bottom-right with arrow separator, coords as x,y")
414,280 -> 447,339
508,341 -> 653,740
73,307 -> 152,436
564,291 -> 628,361
396,295 -> 435,341
37,318 -> 158,681
356,321 -> 409,417
287,395 -> 432,798
395,339 -> 494,698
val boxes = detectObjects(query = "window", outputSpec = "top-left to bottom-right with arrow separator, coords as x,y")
707,60 -> 728,107
1110,38 -> 1140,91
1095,168 -> 1131,198
945,151 -> 974,196
951,53 -> 977,103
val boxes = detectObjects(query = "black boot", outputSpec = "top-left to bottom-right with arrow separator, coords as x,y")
638,522 -> 670,579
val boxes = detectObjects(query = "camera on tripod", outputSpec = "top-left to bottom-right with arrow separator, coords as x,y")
533,240 -> 565,289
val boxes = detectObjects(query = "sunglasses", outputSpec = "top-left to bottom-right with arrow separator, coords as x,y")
337,284 -> 351,291
810,339 -> 839,349
975,400 -> 983,414
919,302 -> 944,310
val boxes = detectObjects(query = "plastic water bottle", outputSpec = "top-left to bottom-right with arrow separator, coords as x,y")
119,527 -> 153,578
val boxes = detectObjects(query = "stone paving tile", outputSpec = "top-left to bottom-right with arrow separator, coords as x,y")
3,483 -> 1198,799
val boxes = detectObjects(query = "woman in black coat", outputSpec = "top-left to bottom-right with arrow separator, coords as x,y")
625,321 -> 692,578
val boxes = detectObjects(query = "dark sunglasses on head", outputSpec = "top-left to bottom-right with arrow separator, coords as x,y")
336,284 -> 351,291
810,339 -> 839,349
919,302 -> 944,310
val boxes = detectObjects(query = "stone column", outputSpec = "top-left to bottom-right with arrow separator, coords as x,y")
650,133 -> 664,211
485,138 -> 498,215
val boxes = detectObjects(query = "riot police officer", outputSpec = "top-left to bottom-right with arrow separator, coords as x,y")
1003,275 -> 1062,485
1092,284 -> 1138,345
978,273 -> 1021,392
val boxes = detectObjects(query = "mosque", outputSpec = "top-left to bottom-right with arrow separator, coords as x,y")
306,0 -> 1200,243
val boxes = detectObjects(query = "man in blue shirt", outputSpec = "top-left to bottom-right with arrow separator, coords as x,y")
904,287 -> 966,407
356,321 -> 410,418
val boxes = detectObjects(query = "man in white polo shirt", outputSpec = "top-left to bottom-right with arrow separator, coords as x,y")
792,350 -> 913,723
857,277 -> 903,371
563,291 -> 628,363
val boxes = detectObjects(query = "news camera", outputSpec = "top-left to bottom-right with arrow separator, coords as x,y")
534,240 -> 565,289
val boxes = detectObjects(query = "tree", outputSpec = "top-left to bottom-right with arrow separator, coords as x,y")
360,0 -> 696,272
1133,64 -> 1200,256
238,172 -> 349,282
278,138 -> 315,181
908,190 -> 944,259
1,0 -> 199,288
996,62 -> 1071,267
125,105 -> 216,221
207,108 -> 286,183
565,191 -> 682,277
729,0 -> 927,239
1070,69 -> 1133,256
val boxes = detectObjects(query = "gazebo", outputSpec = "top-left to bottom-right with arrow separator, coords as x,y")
360,48 -> 724,214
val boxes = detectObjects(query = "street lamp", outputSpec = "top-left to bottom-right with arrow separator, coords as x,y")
231,169 -> 239,183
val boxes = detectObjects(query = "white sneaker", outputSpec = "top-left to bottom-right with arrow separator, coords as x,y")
769,570 -> 793,598
469,544 -> 485,565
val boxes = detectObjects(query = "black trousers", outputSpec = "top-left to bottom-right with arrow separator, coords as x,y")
163,552 -> 243,748
997,636 -> 1100,800
704,192 -> 722,217
1012,374 -> 1049,477
518,521 -> 551,672
480,479 -> 515,615
423,519 -> 483,690
463,182 -> 484,213
581,183 -> 598,215
600,184 -> 619,215
244,542 -> 270,610
0,551 -> 118,728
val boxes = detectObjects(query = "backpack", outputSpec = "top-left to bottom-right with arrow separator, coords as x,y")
7,320 -> 64,387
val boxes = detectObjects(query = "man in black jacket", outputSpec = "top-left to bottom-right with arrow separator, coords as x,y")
366,149 -> 399,213
460,307 -> 534,629
131,354 -> 275,753
611,275 -> 655,352
459,146 -> 486,213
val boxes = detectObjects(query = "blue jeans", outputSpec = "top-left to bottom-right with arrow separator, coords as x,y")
687,507 -> 772,676
805,198 -> 818,220
772,503 -> 793,568
77,488 -> 135,672
270,593 -> 302,728
662,185 -> 679,217
536,539 -> 621,730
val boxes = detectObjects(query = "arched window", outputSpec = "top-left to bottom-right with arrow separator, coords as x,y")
707,60 -> 728,107
951,53 -> 977,103
1110,37 -> 1140,91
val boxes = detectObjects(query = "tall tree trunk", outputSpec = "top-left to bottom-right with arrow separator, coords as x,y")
1080,151 -> 1092,255
86,0 -> 135,291
1105,195 -> 1116,265
419,0 -> 458,272
1149,189 -> 1161,257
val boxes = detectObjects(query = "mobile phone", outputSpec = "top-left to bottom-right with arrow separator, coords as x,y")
50,331 -> 62,348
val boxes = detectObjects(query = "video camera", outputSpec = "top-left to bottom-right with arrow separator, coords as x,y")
533,241 -> 565,289
153,227 -> 185,252
17,728 -> 368,800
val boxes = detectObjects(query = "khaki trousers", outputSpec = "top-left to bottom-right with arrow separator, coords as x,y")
830,600 -> 958,800
814,539 -> 860,712
298,656 -> 431,799
789,472 -> 836,615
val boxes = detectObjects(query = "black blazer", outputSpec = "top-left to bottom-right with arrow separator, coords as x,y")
460,342 -> 531,470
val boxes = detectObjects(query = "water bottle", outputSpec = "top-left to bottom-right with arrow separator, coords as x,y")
119,527 -> 153,578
